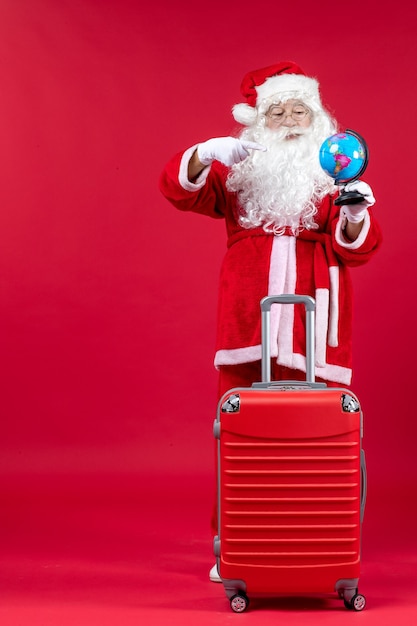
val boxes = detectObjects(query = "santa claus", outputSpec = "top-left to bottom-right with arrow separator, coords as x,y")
160,60 -> 381,388
159,61 -> 382,580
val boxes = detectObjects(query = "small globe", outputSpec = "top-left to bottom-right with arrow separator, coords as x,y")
319,130 -> 368,184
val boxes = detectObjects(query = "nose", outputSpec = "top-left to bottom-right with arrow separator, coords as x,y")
282,114 -> 297,127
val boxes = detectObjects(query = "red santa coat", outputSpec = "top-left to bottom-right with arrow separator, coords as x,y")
159,146 -> 382,385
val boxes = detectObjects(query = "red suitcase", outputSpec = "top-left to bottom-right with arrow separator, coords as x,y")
213,295 -> 367,613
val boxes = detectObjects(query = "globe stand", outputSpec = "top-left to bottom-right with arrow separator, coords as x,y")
334,190 -> 366,206
319,129 -> 369,206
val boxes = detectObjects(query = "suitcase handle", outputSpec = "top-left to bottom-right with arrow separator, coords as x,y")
360,449 -> 367,523
260,295 -> 315,384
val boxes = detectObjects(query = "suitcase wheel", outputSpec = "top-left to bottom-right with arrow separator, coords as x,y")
344,593 -> 366,611
230,593 -> 249,613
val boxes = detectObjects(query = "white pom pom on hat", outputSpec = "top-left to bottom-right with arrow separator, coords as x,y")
232,61 -> 322,126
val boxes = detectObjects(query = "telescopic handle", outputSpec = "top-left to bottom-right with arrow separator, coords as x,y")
260,295 -> 316,383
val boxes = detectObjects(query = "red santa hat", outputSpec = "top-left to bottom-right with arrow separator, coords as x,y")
232,61 -> 323,126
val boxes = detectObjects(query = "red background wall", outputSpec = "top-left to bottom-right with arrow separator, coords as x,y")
0,1 -> 416,622
1,0 -> 415,484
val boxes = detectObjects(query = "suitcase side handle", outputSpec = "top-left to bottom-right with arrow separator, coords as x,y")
360,449 -> 367,523
260,295 -> 315,384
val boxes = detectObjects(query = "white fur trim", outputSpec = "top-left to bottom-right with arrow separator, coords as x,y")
315,288 -> 329,367
179,145 -> 211,191
214,345 -> 262,366
328,266 -> 339,347
232,103 -> 258,126
256,74 -> 321,111
335,209 -> 371,249
268,236 -> 294,358
289,353 -> 352,385
276,237 -> 297,364
215,346 -> 352,385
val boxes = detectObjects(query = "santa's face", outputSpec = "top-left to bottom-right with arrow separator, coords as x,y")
265,99 -> 312,138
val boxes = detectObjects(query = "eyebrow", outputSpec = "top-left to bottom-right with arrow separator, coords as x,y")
269,101 -> 307,109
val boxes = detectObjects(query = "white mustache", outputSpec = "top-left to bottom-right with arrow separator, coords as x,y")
259,126 -> 311,147
280,126 -> 308,138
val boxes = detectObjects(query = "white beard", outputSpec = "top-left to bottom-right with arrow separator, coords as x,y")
226,124 -> 336,235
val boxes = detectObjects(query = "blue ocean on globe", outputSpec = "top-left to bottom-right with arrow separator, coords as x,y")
319,132 -> 367,184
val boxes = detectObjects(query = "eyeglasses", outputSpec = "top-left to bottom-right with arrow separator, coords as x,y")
266,104 -> 311,125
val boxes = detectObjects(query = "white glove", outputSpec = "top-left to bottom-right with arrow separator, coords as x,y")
340,180 -> 376,223
197,136 -> 266,167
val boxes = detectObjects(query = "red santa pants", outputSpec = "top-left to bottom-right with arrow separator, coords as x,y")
210,360 -> 342,537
